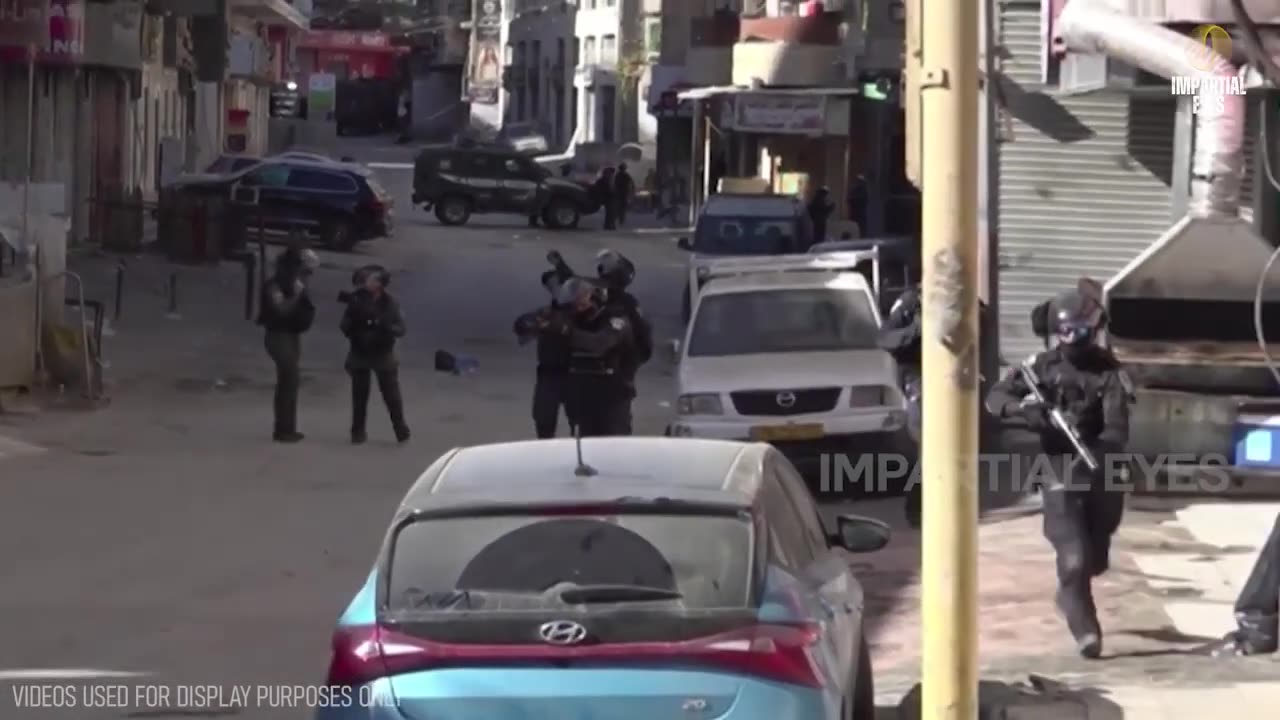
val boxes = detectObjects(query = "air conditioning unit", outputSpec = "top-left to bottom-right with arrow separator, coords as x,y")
1051,55 -> 1174,96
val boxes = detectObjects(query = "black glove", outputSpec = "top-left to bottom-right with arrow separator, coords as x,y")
1019,402 -> 1050,431
542,312 -> 572,336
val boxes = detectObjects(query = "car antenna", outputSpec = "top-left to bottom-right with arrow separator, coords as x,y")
573,424 -> 597,477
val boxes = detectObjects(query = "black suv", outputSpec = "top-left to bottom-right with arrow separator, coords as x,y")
169,159 -> 393,252
412,144 -> 598,229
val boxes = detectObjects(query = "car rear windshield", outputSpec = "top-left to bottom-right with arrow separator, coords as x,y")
207,156 -> 255,174
694,217 -> 801,255
387,512 -> 753,613
689,288 -> 880,356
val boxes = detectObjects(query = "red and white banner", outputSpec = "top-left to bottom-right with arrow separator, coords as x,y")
0,0 -> 83,62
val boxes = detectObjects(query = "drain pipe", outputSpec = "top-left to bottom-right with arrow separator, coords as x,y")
1056,0 -> 1245,218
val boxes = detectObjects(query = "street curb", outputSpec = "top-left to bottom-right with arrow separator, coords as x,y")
893,677 -> 1121,720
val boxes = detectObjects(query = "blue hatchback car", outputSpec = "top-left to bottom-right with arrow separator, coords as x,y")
317,438 -> 890,720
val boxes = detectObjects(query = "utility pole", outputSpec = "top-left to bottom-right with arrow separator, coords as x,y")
907,0 -> 982,716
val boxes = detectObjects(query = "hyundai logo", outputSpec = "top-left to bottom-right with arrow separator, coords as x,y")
538,620 -> 588,646
776,391 -> 797,408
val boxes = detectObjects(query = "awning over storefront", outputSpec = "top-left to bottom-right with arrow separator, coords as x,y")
676,85 -> 859,101
678,86 -> 858,137
229,0 -> 310,31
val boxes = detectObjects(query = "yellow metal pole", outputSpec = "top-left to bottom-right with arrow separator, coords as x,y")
918,0 -> 981,717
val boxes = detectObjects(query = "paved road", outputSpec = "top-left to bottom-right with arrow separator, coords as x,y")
0,148 -> 706,717
3,139 -> 1274,719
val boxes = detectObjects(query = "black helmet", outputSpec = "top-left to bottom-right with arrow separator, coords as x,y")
596,249 -> 635,288
276,247 -> 318,275
1051,290 -> 1103,346
352,264 -> 390,288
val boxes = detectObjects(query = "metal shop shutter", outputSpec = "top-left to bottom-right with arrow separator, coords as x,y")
994,1 -> 1176,362
1241,98 -> 1259,217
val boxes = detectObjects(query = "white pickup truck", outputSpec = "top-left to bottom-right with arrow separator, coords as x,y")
667,251 -> 910,476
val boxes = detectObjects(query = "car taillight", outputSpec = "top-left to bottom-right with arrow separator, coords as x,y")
325,625 -> 387,686
324,622 -> 824,688
849,386 -> 886,407
365,198 -> 387,213
677,623 -> 824,688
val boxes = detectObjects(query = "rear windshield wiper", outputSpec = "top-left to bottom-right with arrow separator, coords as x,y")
557,584 -> 684,604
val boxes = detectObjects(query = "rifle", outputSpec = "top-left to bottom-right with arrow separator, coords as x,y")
1018,361 -> 1100,472
546,250 -> 576,286
514,306 -> 571,344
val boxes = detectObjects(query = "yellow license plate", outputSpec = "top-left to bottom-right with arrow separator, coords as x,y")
750,423 -> 825,442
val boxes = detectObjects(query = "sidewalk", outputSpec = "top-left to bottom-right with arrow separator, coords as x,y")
888,670 -> 1280,719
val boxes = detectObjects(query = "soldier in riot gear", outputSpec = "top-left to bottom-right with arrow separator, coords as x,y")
879,284 -> 923,526
339,265 -> 410,444
596,249 -> 652,433
514,269 -> 576,438
539,277 -> 636,436
985,289 -> 1130,659
1205,514 -> 1280,656
880,284 -> 922,440
258,247 -> 318,443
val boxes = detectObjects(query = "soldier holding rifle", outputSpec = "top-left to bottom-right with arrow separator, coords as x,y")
985,288 -> 1131,660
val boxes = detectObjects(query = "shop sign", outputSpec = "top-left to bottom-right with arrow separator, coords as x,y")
731,94 -> 826,135
647,65 -> 692,118
299,30 -> 393,51
308,72 -> 336,119
0,0 -> 84,62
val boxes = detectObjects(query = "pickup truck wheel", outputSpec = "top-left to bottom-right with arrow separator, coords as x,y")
435,196 -> 471,226
543,198 -> 580,230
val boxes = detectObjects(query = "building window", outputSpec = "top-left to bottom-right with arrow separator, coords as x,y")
585,86 -> 596,141
599,85 -> 615,143
645,20 -> 661,55
584,36 -> 596,65
605,0 -> 615,6
587,0 -> 596,8
530,36 -> 542,121
601,34 -> 616,64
